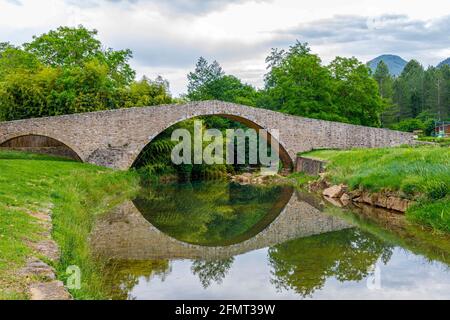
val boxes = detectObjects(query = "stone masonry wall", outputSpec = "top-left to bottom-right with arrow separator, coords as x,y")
0,100 -> 416,170
295,157 -> 327,176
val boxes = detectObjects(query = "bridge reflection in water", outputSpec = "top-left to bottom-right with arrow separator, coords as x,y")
88,183 -> 450,300
90,186 -> 351,261
89,183 -> 382,300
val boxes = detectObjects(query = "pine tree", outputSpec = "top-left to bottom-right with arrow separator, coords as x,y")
393,60 -> 425,119
187,57 -> 224,99
373,61 -> 393,99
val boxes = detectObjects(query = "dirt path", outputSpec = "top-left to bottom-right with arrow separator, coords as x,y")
19,204 -> 72,300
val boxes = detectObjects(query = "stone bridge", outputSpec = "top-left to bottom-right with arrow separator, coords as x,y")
0,100 -> 416,170
90,190 -> 351,260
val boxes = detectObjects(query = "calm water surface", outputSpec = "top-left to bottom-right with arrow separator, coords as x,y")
90,181 -> 450,300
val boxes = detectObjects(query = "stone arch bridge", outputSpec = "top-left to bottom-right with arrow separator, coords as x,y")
0,100 -> 415,170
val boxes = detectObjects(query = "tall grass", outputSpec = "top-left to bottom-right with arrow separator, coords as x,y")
303,146 -> 450,232
51,170 -> 139,299
0,150 -> 139,299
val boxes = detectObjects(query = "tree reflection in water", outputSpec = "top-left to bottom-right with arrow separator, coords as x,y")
102,259 -> 170,300
268,228 -> 393,297
134,181 -> 293,246
191,258 -> 235,288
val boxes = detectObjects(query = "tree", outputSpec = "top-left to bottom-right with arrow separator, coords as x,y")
0,69 -> 48,120
394,60 -> 425,119
260,42 -> 385,126
425,65 -> 450,121
0,44 -> 41,79
188,73 -> 257,106
373,61 -> 393,99
48,59 -> 119,114
187,57 -> 258,106
374,61 -> 398,127
260,41 -> 336,119
0,59 -> 122,120
328,57 -> 385,126
0,25 -> 172,121
187,57 -> 224,99
423,67 -> 441,119
439,65 -> 450,120
384,61 -> 449,131
23,25 -> 135,86
124,76 -> 172,107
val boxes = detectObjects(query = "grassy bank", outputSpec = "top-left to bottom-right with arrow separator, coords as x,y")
418,136 -> 450,147
0,151 -> 139,299
301,146 -> 450,233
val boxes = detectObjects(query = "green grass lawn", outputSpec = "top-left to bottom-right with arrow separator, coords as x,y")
301,145 -> 450,233
0,151 -> 139,299
287,172 -> 318,187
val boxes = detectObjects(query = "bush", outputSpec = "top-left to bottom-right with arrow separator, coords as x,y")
391,118 -> 425,132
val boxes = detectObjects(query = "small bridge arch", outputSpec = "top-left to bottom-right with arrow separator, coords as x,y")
0,133 -> 83,161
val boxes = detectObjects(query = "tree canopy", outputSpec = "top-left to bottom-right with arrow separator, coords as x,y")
376,59 -> 449,132
186,42 -> 449,132
0,26 -> 171,121
187,57 -> 257,106
257,42 -> 384,126
328,56 -> 384,126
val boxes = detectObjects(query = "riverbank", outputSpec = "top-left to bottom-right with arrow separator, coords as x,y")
1,145 -> 448,299
0,151 -> 139,299
298,145 -> 449,233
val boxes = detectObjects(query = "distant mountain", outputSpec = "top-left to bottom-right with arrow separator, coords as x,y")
367,54 -> 408,77
438,58 -> 450,68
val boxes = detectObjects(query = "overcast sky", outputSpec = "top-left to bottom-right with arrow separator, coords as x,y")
1,0 -> 450,96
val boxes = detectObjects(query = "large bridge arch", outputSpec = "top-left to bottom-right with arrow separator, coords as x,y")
0,100 -> 416,170
128,111 -> 295,171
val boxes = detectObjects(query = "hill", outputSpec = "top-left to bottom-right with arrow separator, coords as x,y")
368,54 -> 408,77
438,58 -> 450,68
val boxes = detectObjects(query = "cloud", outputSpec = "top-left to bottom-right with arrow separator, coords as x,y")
87,11 -> 450,94
115,33 -> 269,68
5,0 -> 22,5
271,14 -> 450,63
2,0 -> 450,95
65,0 -> 271,15
120,12 -> 450,77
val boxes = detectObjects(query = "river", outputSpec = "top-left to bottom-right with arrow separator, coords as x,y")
89,181 -> 450,300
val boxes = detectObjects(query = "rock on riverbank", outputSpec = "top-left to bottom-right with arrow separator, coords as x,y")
230,172 -> 286,185
321,183 -> 414,213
